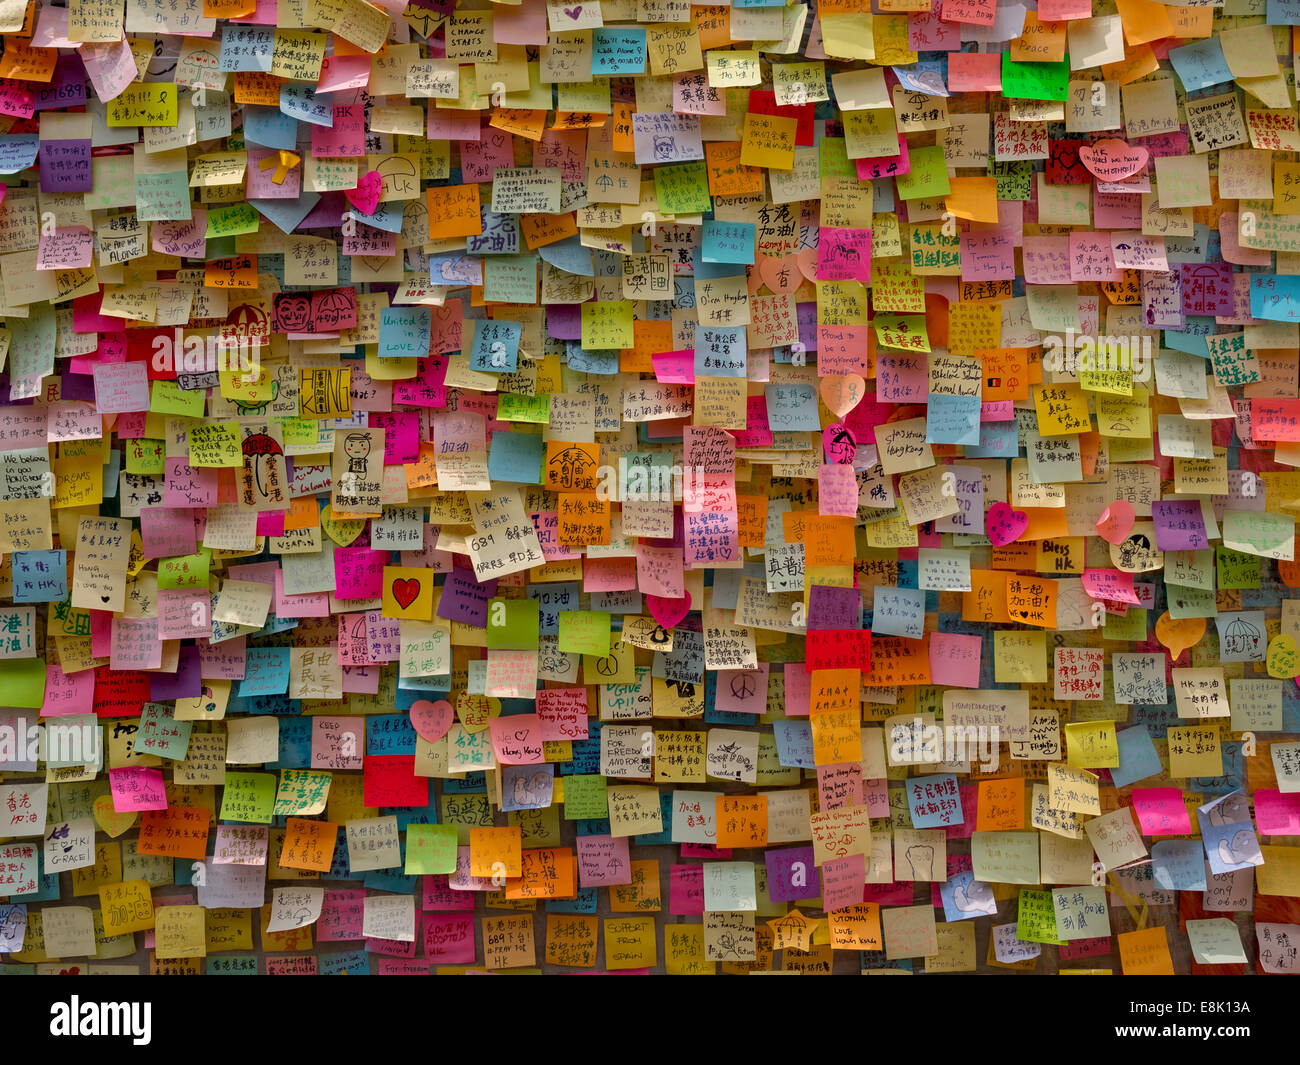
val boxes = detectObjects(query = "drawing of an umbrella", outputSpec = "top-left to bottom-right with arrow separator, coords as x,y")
242,432 -> 282,497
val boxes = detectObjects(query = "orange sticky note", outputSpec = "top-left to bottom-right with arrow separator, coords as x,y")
469,825 -> 523,879
976,779 -> 1025,831
279,817 -> 338,872
427,184 -> 483,239
1118,926 -> 1176,975
715,795 -> 769,848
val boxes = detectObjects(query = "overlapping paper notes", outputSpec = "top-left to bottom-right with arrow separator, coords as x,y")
3,0 -> 1300,978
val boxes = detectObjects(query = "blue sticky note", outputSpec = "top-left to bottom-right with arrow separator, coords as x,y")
940,871 -> 996,921
1168,38 -> 1232,91
489,433 -> 544,484
965,418 -> 1018,458
539,237 -> 594,276
242,106 -> 299,150
352,200 -> 406,234
773,720 -> 815,768
694,325 -> 747,378
872,586 -> 926,639
470,320 -> 522,373
1250,274 -> 1300,322
1112,725 -> 1162,788
567,344 -> 619,374
366,713 -> 417,755
379,306 -> 432,360
219,25 -> 274,72
250,192 -> 321,234
702,221 -> 756,264
280,83 -> 334,126
693,247 -> 747,279
11,551 -> 67,604
0,135 -> 39,175
238,646 -> 291,696
466,207 -> 520,255
1151,840 -> 1208,891
906,773 -> 964,828
765,383 -> 820,431
1268,0 -> 1300,24
592,27 -> 647,75
926,393 -> 982,445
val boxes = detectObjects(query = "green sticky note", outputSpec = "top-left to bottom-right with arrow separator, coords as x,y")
219,771 -> 277,824
0,658 -> 46,708
496,393 -> 551,423
988,159 -> 1033,202
280,417 -> 321,450
486,598 -> 541,650
563,774 -> 609,820
558,610 -> 612,656
818,137 -> 854,182
581,301 -> 635,350
138,701 -> 192,761
205,203 -> 261,239
1103,607 -> 1147,643
405,823 -> 459,875
654,161 -> 711,215
158,549 -> 211,592
1017,888 -> 1067,945
1000,54 -> 1069,102
894,144 -> 951,200
125,439 -> 166,476
1216,546 -> 1261,590
150,379 -> 205,418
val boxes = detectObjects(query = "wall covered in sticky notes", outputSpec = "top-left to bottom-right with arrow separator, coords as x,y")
1,0 -> 1300,981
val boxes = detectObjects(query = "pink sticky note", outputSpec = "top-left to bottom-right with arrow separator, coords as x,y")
929,632 -> 982,688
669,865 -> 706,915
784,665 -> 811,716
714,665 -> 770,714
488,715 -> 546,765
1255,790 -> 1300,836
42,663 -> 96,717
576,834 -> 633,887
1131,788 -> 1193,835
109,766 -> 168,811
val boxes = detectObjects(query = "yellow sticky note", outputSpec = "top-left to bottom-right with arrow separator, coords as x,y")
740,112 -> 799,170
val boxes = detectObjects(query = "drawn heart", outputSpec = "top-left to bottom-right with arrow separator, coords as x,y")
320,506 -> 365,547
820,374 -> 865,418
986,501 -> 1029,546
564,4 -> 582,17
345,170 -> 383,216
391,577 -> 421,610
410,699 -> 455,742
93,794 -> 136,838
646,591 -> 691,630
1078,138 -> 1149,182
757,254 -> 804,295
1095,499 -> 1135,545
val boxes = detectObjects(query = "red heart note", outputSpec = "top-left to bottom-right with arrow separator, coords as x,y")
392,577 -> 421,609
986,501 -> 1029,546
1078,138 -> 1148,182
345,170 -> 383,216
646,591 -> 691,630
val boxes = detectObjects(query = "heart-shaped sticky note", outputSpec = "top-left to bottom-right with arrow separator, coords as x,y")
820,374 -> 866,418
1096,499 -> 1136,545
796,247 -> 818,281
410,699 -> 455,743
1155,611 -> 1206,661
1268,634 -> 1300,679
320,505 -> 365,547
345,170 -> 383,216
986,501 -> 1029,546
93,794 -> 136,838
646,591 -> 691,630
456,691 -> 497,733
1078,138 -> 1149,182
758,254 -> 804,295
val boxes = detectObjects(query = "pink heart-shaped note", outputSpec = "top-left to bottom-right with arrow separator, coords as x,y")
410,699 -> 455,743
986,501 -> 1030,547
1078,138 -> 1149,183
646,591 -> 691,630
345,170 -> 383,216
757,254 -> 804,295
795,247 -> 818,281
1096,499 -> 1136,545
820,374 -> 865,418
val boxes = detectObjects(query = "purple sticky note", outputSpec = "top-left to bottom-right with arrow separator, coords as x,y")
1151,499 -> 1209,551
38,139 -> 92,192
547,304 -> 582,341
33,55 -> 87,111
765,845 -> 821,902
808,584 -> 861,630
150,644 -> 202,701
435,569 -> 497,627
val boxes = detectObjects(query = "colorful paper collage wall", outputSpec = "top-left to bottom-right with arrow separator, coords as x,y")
5,0 -> 1300,979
